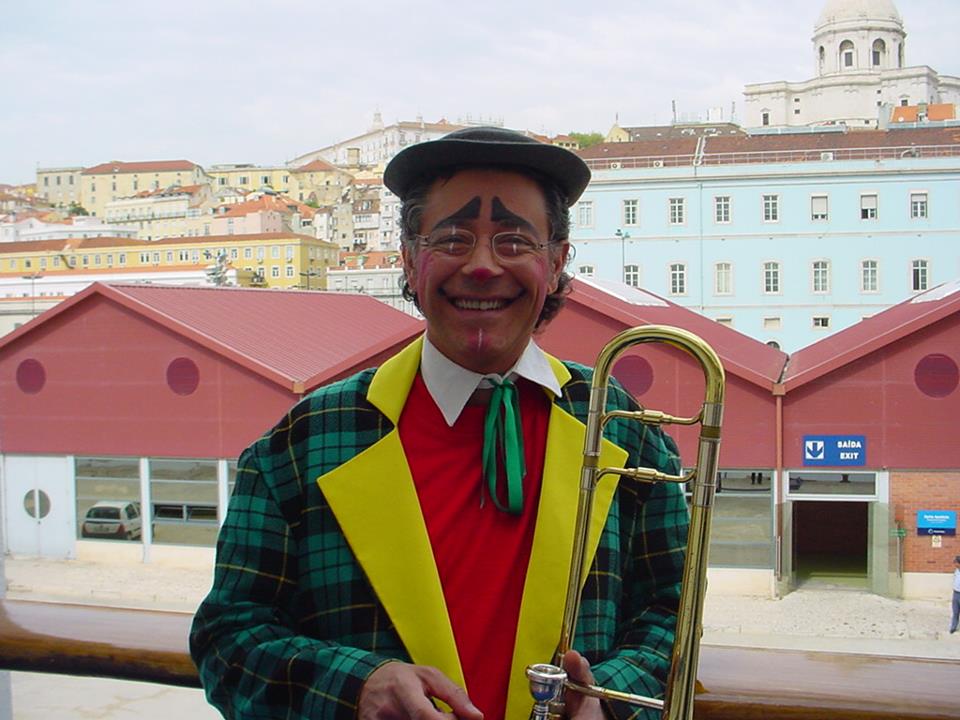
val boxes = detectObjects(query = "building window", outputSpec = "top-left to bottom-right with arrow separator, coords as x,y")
285,265 -> 294,278
271,245 -> 280,259
811,195 -> 828,221
763,317 -> 781,331
872,38 -> 885,66
261,175 -> 270,185
761,111 -> 770,126
669,197 -> 685,225
622,199 -> 639,226
244,247 -> 253,259
256,247 -> 265,260
840,39 -> 855,68
911,259 -> 929,292
763,261 -> 781,294
812,260 -> 830,293
714,196 -> 731,223
860,259 -> 879,292
715,317 -> 734,327
239,176 -> 249,185
669,263 -> 687,295
860,193 -> 878,220
577,201 -> 593,227
271,266 -> 280,278
623,264 -> 640,287
714,262 -> 733,295
577,264 -> 595,277
910,192 -> 928,219
813,316 -> 831,329
762,194 -> 779,222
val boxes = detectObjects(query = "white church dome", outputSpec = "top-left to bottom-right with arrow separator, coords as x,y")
816,0 -> 903,28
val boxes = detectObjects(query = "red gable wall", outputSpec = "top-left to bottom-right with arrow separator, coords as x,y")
0,296 -> 299,458
537,302 -> 778,469
782,315 -> 960,469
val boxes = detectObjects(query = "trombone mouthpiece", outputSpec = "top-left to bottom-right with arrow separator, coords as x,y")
527,663 -> 567,719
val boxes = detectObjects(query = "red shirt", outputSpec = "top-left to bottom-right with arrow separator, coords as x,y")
398,373 -> 551,720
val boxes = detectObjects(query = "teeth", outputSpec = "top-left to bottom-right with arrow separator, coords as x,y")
454,298 -> 508,311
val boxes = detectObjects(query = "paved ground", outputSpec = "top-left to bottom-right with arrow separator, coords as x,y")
2,556 -> 958,718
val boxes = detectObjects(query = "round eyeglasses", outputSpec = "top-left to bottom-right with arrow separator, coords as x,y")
415,227 -> 552,262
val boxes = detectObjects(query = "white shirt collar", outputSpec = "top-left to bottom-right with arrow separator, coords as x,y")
420,335 -> 562,426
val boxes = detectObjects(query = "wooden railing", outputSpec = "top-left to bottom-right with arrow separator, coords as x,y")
1,598 -> 958,719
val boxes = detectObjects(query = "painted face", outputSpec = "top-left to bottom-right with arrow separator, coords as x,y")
402,168 -> 568,374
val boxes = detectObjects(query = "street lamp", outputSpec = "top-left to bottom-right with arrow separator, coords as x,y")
21,273 -> 42,317
615,229 -> 631,283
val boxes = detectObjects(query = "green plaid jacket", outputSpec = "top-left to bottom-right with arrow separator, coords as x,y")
190,340 -> 687,720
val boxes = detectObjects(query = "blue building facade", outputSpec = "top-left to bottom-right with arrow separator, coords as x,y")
570,124 -> 960,351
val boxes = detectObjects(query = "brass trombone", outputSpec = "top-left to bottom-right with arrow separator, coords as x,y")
527,325 -> 725,720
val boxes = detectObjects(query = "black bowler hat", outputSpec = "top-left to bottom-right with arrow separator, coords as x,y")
383,126 -> 591,207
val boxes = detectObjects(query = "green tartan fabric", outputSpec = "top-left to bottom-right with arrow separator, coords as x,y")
190,358 -> 688,720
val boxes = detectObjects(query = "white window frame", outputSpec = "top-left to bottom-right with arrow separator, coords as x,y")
812,315 -> 831,330
811,260 -> 830,294
714,195 -> 731,224
910,191 -> 928,219
714,261 -> 733,295
623,263 -> 640,287
860,193 -> 878,220
668,197 -> 685,225
622,199 -> 639,227
810,194 -> 828,221
911,258 -> 929,292
763,261 -> 781,295
669,262 -> 687,295
576,201 -> 594,228
577,264 -> 595,277
860,259 -> 880,293
762,194 -> 779,223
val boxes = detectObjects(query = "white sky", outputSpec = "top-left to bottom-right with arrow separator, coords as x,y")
2,0 -> 957,185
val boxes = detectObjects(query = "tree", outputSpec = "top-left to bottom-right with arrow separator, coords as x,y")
568,132 -> 605,149
67,202 -> 89,216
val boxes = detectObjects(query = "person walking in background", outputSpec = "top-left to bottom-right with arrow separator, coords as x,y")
951,555 -> 960,634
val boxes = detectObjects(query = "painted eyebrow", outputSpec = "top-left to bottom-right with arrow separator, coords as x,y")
491,196 -> 537,233
432,197 -> 481,229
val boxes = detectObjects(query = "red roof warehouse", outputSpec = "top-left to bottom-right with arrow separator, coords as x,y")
0,280 -> 956,600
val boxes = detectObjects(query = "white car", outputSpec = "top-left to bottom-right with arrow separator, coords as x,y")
81,501 -> 143,540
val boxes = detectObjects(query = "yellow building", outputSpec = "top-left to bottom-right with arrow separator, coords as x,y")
81,160 -> 209,218
0,232 -> 339,290
206,165 -> 295,196
103,184 -> 216,240
36,167 -> 84,207
207,161 -> 355,207
289,159 -> 354,206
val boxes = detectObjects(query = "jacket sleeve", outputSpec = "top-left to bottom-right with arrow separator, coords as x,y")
189,442 -> 393,720
589,386 -> 689,720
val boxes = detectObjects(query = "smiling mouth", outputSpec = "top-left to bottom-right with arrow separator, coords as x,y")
449,296 -> 515,311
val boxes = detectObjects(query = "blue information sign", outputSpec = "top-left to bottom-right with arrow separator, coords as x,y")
802,435 -> 866,466
916,510 -> 957,536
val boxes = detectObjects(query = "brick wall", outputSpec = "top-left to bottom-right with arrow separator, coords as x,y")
891,471 -> 959,572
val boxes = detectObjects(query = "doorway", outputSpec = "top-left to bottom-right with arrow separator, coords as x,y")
793,500 -> 869,589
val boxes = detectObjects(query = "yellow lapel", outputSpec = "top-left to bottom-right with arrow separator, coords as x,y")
503,354 -> 628,719
316,337 -> 466,688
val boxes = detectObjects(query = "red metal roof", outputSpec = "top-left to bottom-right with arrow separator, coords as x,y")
0,283 -> 424,393
782,279 -> 960,392
564,278 -> 788,390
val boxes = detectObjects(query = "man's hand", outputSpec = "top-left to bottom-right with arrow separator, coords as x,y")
359,661 -> 484,719
561,650 -> 604,720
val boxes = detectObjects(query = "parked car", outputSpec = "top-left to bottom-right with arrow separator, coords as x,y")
80,501 -> 142,540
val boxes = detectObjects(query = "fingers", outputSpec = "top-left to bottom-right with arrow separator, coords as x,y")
561,651 -> 603,720
359,661 -> 483,720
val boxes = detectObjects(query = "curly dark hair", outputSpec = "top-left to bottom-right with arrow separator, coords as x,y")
397,165 -> 573,329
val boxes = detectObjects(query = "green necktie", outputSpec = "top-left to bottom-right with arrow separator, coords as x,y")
482,377 -> 526,515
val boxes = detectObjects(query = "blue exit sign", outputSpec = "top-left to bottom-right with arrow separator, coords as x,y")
802,435 -> 866,466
